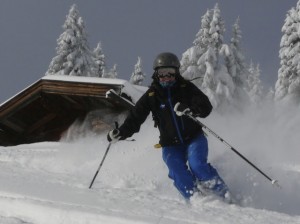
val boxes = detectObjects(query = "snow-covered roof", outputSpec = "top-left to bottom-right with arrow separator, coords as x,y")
42,75 -> 147,103
42,75 -> 128,86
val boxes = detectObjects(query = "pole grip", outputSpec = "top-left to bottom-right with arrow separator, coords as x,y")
114,121 -> 119,129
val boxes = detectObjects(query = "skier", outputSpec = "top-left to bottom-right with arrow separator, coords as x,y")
107,52 -> 230,200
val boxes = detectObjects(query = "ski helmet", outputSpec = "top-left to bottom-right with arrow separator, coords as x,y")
153,52 -> 180,70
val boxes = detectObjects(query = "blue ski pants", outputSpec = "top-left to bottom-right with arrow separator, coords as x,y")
162,133 -> 223,199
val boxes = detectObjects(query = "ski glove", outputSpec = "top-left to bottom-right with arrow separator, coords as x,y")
107,129 -> 121,143
174,102 -> 191,117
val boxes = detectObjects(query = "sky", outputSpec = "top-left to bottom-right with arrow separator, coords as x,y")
0,0 -> 298,103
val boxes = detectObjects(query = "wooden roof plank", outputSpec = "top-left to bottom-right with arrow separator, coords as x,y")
25,113 -> 57,135
1,119 -> 25,133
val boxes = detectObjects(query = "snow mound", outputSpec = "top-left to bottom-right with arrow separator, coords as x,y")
0,105 -> 299,223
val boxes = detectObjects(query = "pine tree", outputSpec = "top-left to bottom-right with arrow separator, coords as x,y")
209,3 -> 225,60
192,9 -> 213,61
200,46 -> 220,107
103,64 -> 118,79
181,4 -> 225,87
247,62 -> 263,104
46,4 -> 97,77
275,1 -> 300,103
180,9 -> 213,84
229,17 -> 248,88
266,87 -> 275,102
129,57 -> 145,85
199,3 -> 226,108
181,4 -> 253,111
93,42 -> 106,77
220,17 -> 249,106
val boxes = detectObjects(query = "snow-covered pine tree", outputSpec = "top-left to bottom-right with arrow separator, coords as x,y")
198,3 -> 227,108
182,4 -> 253,111
181,4 -> 224,86
275,1 -> 300,103
220,43 -> 235,80
103,64 -> 118,79
247,62 -> 264,104
266,87 -> 275,102
220,17 -> 250,107
182,3 -> 234,110
228,17 -> 248,88
200,46 -> 219,107
93,42 -> 106,77
180,9 -> 213,85
209,3 -> 225,63
192,9 -> 213,61
246,61 -> 255,92
129,57 -> 145,85
46,4 -> 97,77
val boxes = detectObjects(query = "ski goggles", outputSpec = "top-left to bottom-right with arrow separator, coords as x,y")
157,67 -> 176,78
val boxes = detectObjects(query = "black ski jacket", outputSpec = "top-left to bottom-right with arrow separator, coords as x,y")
118,75 -> 212,147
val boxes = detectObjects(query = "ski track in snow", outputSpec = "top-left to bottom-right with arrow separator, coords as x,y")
0,110 -> 299,224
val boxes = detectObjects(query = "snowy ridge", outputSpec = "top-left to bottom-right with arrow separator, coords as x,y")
0,103 -> 300,223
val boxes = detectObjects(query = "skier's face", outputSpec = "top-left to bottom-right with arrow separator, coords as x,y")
157,67 -> 176,88
157,67 -> 176,79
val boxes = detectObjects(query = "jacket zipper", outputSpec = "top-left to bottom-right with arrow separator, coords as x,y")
167,88 -> 184,144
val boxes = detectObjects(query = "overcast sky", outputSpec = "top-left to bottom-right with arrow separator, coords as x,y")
0,0 -> 298,103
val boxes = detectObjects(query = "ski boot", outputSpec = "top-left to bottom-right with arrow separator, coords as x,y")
198,177 -> 233,203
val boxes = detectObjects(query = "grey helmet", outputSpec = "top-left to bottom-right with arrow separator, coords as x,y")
153,52 -> 180,70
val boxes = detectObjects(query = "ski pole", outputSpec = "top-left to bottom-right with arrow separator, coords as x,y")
176,108 -> 280,188
89,122 -> 119,189
89,141 -> 112,189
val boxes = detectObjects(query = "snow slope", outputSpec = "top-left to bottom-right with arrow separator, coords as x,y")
0,103 -> 299,223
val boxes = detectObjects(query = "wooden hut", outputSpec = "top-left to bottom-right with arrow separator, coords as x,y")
0,75 -> 141,146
